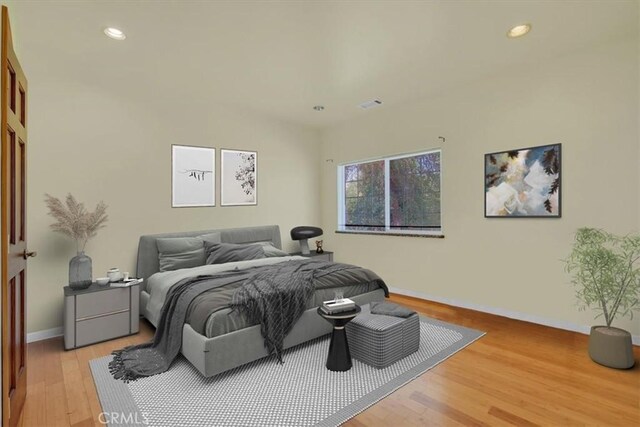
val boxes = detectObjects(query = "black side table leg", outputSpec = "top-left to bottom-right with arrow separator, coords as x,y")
326,327 -> 352,371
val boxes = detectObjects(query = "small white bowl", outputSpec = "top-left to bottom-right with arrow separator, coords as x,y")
96,277 -> 110,286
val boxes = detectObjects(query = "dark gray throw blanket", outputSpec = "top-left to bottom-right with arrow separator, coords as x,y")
109,270 -> 251,382
370,301 -> 416,318
230,261 -> 354,363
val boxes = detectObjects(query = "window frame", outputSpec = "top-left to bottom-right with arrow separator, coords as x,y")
337,148 -> 443,237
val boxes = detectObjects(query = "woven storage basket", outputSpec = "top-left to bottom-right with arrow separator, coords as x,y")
346,310 -> 420,369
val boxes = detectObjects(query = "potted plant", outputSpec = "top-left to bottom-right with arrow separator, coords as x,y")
564,227 -> 639,369
45,193 -> 108,289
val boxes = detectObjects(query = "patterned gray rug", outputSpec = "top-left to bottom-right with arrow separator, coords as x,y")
90,316 -> 484,427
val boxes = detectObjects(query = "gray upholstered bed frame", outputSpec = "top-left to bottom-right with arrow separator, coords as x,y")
136,225 -> 385,377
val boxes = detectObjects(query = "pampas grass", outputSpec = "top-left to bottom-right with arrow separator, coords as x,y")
45,193 -> 108,253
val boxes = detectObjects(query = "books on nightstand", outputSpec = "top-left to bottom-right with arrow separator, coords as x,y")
321,298 -> 356,314
110,278 -> 144,288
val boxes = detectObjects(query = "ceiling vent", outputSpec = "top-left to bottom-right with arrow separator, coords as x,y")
359,99 -> 383,110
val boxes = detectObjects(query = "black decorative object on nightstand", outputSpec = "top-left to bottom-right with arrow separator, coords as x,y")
317,305 -> 361,371
290,226 -> 323,255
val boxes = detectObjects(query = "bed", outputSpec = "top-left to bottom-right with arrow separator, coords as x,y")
136,225 -> 387,377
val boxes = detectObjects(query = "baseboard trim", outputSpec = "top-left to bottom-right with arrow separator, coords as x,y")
27,326 -> 63,343
389,287 -> 640,346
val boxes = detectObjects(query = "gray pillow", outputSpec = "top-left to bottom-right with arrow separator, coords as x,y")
200,232 -> 222,245
257,242 -> 290,258
205,242 -> 268,265
156,232 -> 221,272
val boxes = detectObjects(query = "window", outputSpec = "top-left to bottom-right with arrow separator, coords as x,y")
338,150 -> 441,236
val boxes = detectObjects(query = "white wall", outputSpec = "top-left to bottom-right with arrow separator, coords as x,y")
26,71 -> 321,333
320,37 -> 640,337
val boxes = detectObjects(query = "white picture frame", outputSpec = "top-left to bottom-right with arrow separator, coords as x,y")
172,145 -> 215,207
221,149 -> 257,206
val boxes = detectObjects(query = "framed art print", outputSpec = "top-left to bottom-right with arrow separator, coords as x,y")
484,143 -> 561,218
221,149 -> 257,206
172,145 -> 215,207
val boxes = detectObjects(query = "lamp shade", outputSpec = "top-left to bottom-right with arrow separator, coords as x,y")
290,226 -> 323,240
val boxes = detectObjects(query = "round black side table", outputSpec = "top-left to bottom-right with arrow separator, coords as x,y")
317,305 -> 361,371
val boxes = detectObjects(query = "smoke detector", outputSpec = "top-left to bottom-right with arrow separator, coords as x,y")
359,99 -> 383,110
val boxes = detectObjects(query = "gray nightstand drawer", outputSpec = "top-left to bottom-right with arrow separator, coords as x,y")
290,251 -> 334,262
76,287 -> 130,318
64,283 -> 140,350
75,311 -> 130,347
311,253 -> 332,262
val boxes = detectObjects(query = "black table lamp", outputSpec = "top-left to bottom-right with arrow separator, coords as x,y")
290,226 -> 323,255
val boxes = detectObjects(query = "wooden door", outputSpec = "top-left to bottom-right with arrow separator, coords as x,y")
1,6 -> 30,427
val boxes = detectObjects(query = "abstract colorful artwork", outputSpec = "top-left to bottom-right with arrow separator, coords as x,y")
484,143 -> 561,217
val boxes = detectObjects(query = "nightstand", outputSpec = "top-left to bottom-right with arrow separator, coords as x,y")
64,282 -> 140,350
291,251 -> 334,262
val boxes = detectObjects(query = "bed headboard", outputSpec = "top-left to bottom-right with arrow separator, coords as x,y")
136,225 -> 282,282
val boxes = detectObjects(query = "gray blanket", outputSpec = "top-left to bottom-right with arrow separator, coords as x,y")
370,301 -> 416,318
230,261 -> 354,362
109,270 -> 250,382
187,260 -> 388,335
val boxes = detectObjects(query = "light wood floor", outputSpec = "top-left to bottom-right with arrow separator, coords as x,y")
19,294 -> 640,426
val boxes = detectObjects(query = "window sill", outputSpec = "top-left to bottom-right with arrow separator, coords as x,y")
335,230 -> 444,239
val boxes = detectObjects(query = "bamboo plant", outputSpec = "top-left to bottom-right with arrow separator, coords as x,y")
564,227 -> 640,327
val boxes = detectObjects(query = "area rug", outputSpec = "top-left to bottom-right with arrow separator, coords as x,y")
90,315 -> 484,427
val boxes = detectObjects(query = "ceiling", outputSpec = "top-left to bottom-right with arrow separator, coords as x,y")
7,0 -> 638,129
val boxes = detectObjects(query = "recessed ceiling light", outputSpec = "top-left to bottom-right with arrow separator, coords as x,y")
507,24 -> 531,38
104,27 -> 126,41
313,105 -> 325,111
